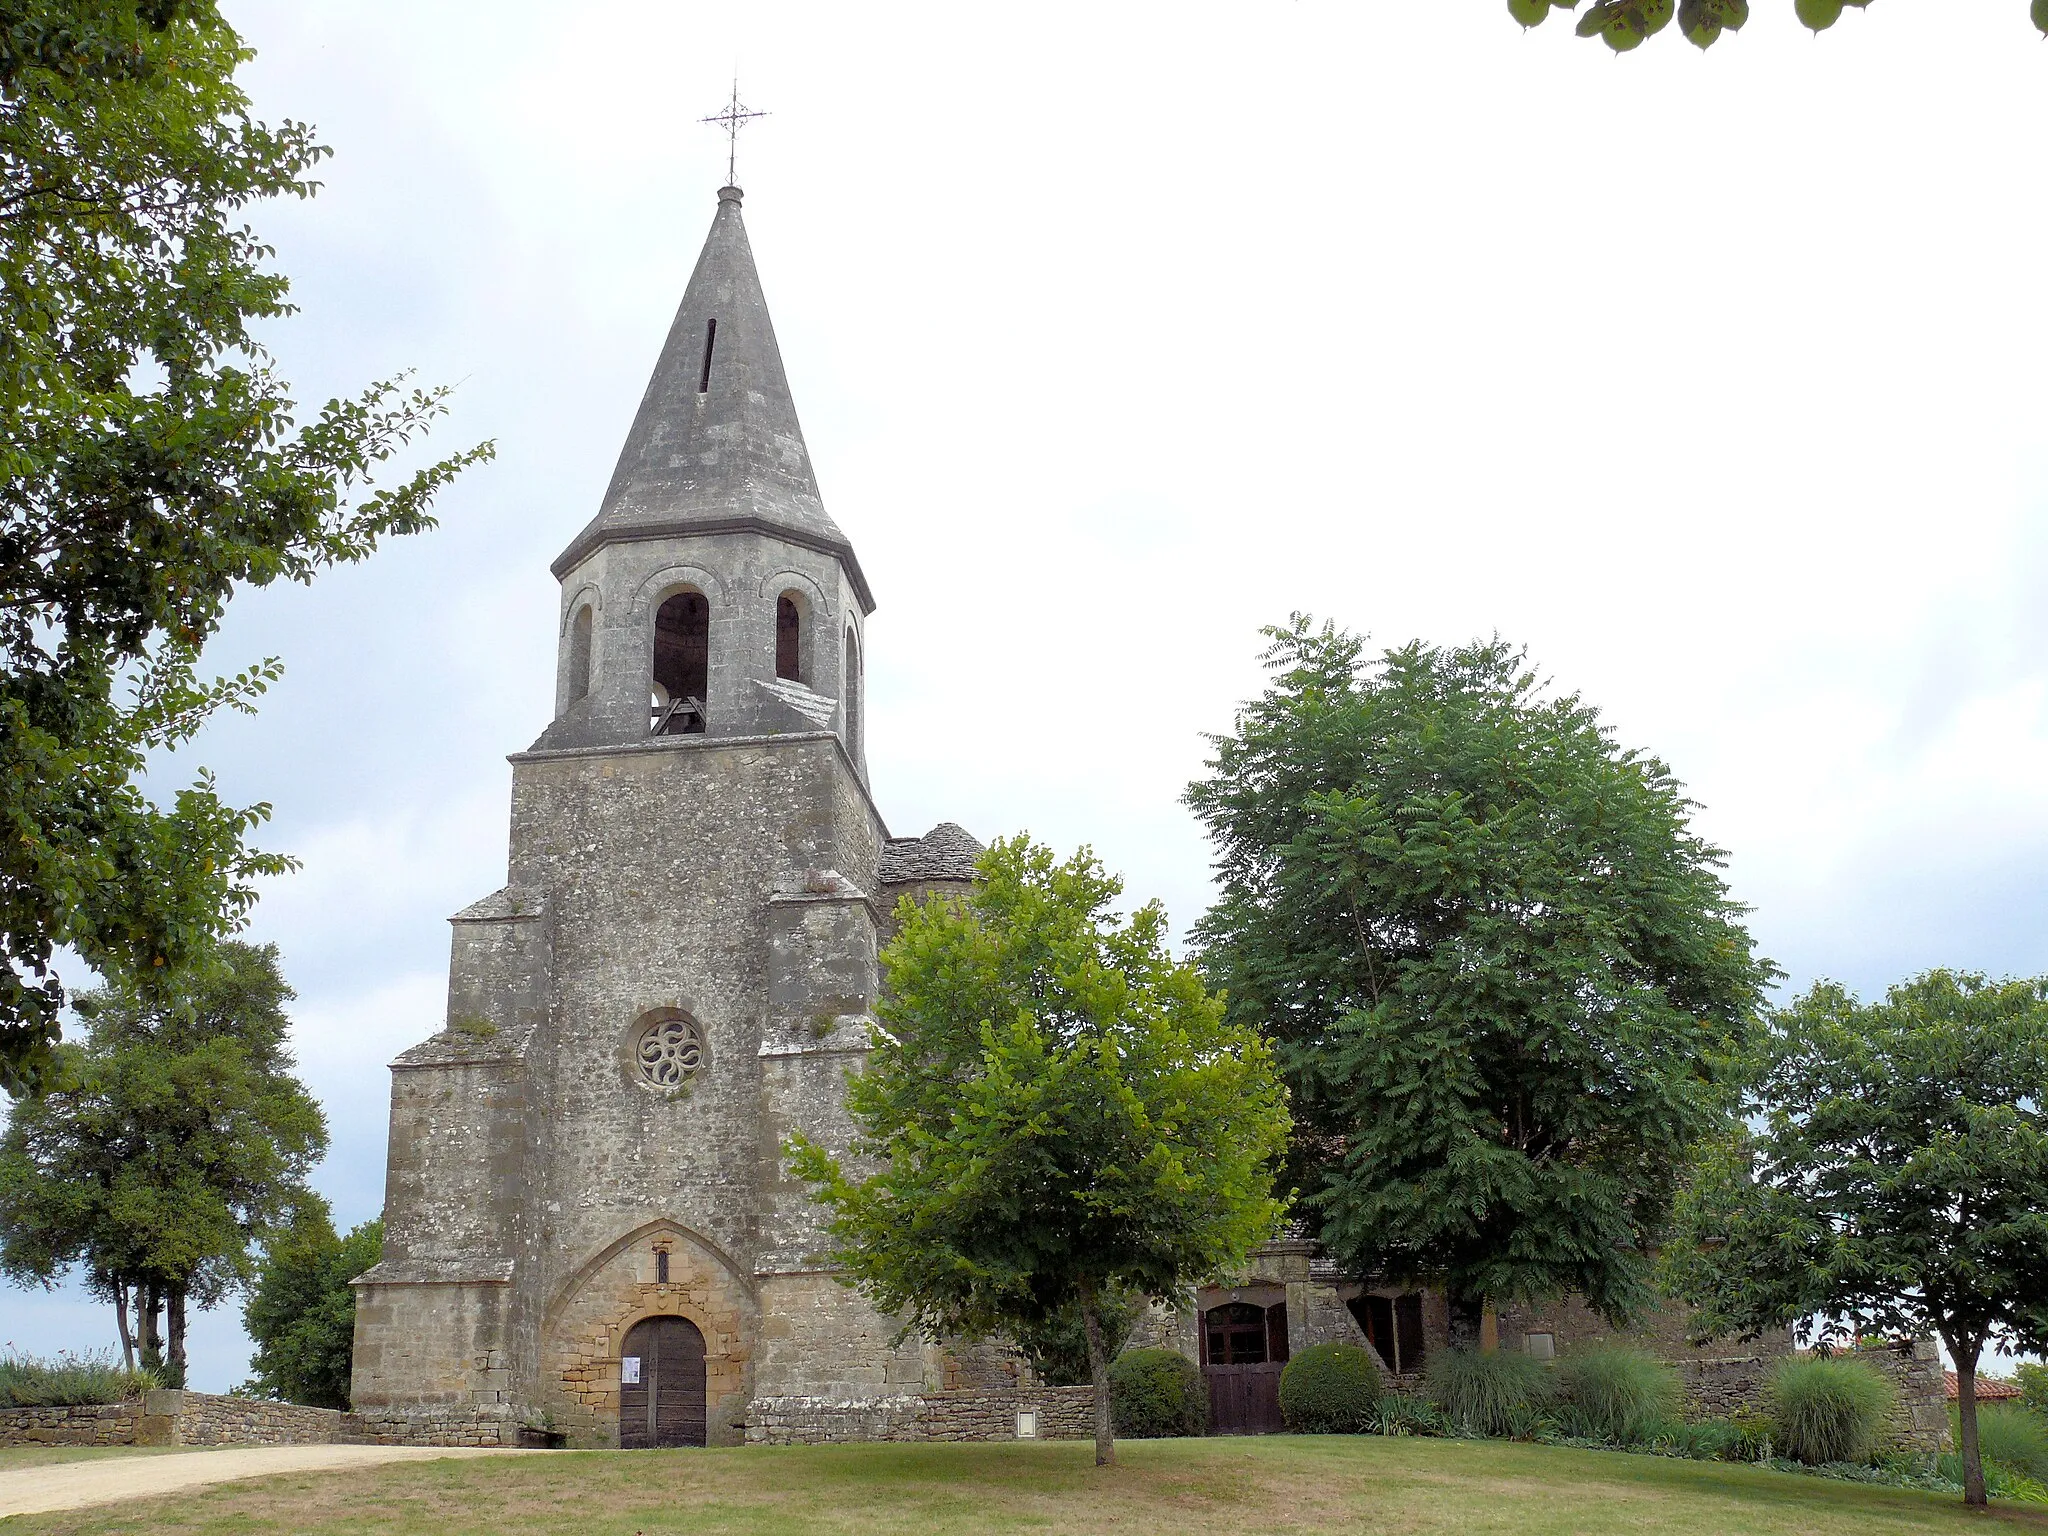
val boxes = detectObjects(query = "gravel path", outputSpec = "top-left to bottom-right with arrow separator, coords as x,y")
0,1443 -> 522,1518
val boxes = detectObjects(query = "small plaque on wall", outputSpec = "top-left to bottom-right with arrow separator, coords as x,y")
621,1357 -> 641,1385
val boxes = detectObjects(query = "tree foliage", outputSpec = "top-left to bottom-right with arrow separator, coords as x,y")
0,0 -> 491,1090
1185,621 -> 1771,1336
1509,1 -> 2048,51
0,939 -> 327,1381
789,836 -> 1290,1466
1664,970 -> 2048,1507
1012,1285 -> 1141,1389
242,1203 -> 380,1410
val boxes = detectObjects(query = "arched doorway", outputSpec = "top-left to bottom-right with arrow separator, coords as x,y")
1201,1299 -> 1288,1434
618,1316 -> 707,1448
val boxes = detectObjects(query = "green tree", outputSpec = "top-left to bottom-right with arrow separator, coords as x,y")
242,1203 -> 380,1410
0,940 -> 327,1382
1663,972 -> 2048,1509
1185,621 -> 1772,1343
0,0 -> 491,1090
790,837 -> 1291,1466
1013,1286 -> 1142,1389
1510,1 -> 2048,50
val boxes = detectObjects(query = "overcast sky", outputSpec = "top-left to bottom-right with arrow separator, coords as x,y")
9,2 -> 2048,1387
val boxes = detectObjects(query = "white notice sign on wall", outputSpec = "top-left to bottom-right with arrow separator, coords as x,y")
621,1357 -> 641,1385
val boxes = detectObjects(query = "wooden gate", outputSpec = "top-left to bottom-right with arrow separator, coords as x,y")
1201,1300 -> 1289,1434
1204,1361 -> 1285,1434
618,1316 -> 707,1448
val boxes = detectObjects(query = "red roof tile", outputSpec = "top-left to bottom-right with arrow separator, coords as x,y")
1946,1371 -> 2023,1401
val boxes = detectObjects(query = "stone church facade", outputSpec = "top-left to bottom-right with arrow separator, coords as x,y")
350,184 -> 994,1448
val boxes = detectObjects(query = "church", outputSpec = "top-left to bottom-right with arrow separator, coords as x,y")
350,180 -> 1892,1453
349,181 -> 996,1448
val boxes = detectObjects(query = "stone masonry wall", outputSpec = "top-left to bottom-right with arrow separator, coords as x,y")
341,1406 -> 519,1447
0,1402 -> 138,1446
752,1270 -> 929,1403
135,1390 -> 342,1446
503,733 -> 883,1420
350,1279 -> 512,1413
1677,1342 -> 1949,1453
746,1386 -> 1097,1445
0,1392 -> 529,1451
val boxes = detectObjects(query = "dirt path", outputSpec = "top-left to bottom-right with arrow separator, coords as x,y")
0,1443 -> 523,1518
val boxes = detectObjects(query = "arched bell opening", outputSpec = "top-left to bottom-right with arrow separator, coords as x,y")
776,591 -> 808,684
652,590 -> 709,735
841,626 -> 862,764
567,604 -> 594,705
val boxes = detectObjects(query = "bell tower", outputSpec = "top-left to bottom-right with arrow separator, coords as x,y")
350,183 -> 966,1449
539,183 -> 872,776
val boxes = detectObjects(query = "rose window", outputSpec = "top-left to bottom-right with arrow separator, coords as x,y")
633,1014 -> 704,1090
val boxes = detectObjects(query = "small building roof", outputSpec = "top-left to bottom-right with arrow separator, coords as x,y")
879,822 -> 984,884
1947,1371 -> 2024,1402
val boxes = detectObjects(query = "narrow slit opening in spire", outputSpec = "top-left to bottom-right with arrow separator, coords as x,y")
698,319 -> 717,394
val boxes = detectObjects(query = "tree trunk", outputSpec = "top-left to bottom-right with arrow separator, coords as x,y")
137,1281 -> 163,1374
113,1282 -> 135,1373
167,1282 -> 188,1388
1080,1283 -> 1115,1467
1950,1336 -> 1987,1510
1446,1290 -> 1485,1353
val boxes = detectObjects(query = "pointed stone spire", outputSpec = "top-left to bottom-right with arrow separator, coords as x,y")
552,186 -> 873,611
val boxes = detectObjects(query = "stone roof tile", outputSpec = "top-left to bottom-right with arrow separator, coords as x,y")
879,822 -> 983,885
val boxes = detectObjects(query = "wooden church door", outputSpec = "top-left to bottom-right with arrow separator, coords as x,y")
618,1317 -> 707,1448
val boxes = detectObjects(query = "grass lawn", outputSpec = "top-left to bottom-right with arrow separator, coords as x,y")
0,1446 -> 195,1472
8,1436 -> 2048,1536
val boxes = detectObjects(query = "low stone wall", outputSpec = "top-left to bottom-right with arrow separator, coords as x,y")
1677,1341 -> 1949,1453
0,1391 -> 523,1451
136,1390 -> 343,1447
341,1406 -> 520,1447
0,1401 -> 139,1446
746,1386 -> 1097,1445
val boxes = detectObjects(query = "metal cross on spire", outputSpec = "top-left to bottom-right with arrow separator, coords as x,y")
702,80 -> 768,188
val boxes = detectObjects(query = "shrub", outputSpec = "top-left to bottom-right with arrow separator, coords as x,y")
1426,1347 -> 1554,1438
1663,1416 -> 1740,1461
1938,1451 -> 2048,1504
2017,1362 -> 2048,1420
1276,1342 -> 1380,1434
1767,1355 -> 1896,1466
1014,1287 -> 1141,1388
244,1213 -> 383,1410
0,1349 -> 159,1408
1372,1393 -> 1447,1437
1551,1346 -> 1681,1445
1970,1403 -> 2048,1484
1108,1348 -> 1206,1438
1727,1404 -> 1775,1461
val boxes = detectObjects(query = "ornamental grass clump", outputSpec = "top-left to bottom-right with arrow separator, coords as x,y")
1768,1356 -> 1896,1466
1426,1347 -> 1553,1438
0,1349 -> 158,1407
1970,1404 -> 2048,1484
1551,1346 -> 1681,1445
1277,1342 -> 1381,1433
1372,1393 -> 1446,1437
1107,1349 -> 1207,1438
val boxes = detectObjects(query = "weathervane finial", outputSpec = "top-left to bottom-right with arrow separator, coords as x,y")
702,79 -> 768,188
